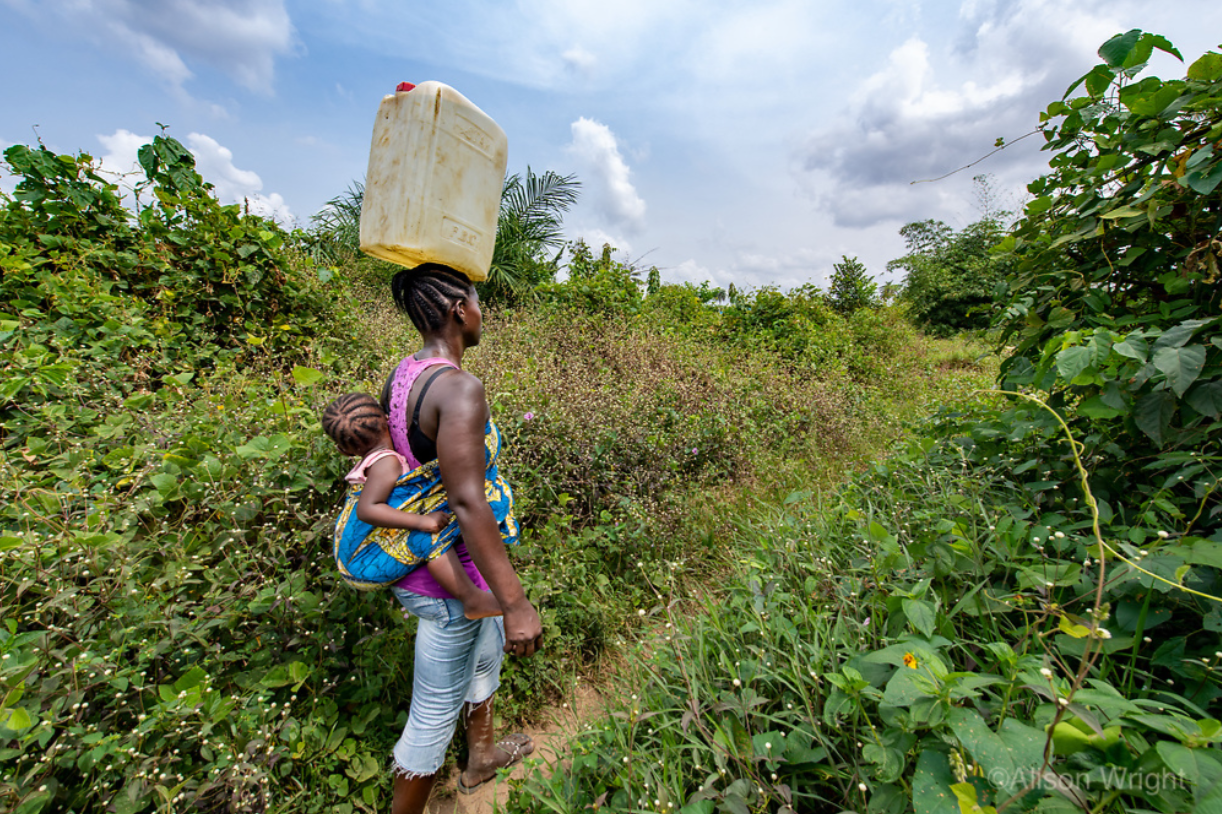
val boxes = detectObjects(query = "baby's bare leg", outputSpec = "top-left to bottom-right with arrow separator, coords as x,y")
425,550 -> 502,619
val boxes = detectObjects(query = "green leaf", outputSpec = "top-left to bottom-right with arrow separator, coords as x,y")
1058,615 -> 1092,638
1156,741 -> 1222,809
1099,30 -> 1142,68
913,750 -> 957,814
997,719 -> 1047,777
883,667 -> 939,706
1080,65 -> 1116,97
149,473 -> 178,494
949,707 -> 1016,796
1099,206 -> 1145,219
1189,52 -> 1222,81
1154,319 -> 1212,350
1055,346 -> 1093,382
903,598 -> 937,638
291,366 -> 325,386
1152,345 -> 1206,397
1026,197 -> 1053,215
863,743 -> 906,784
289,661 -> 311,687
950,782 -> 996,814
1134,391 -> 1176,445
174,667 -> 206,693
235,434 -> 292,459
1113,335 -> 1149,362
261,665 -> 293,688
1185,162 -> 1222,195
1186,381 -> 1222,419
1079,395 -> 1124,419
2,707 -> 32,730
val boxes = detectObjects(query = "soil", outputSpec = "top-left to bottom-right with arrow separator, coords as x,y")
426,681 -> 608,813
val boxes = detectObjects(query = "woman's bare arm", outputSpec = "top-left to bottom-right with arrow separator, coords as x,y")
433,373 -> 542,657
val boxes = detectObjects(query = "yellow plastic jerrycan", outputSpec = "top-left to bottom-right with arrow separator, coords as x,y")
359,81 -> 508,281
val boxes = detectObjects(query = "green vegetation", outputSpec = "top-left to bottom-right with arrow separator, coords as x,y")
503,30 -> 1222,814
887,177 -> 1012,337
2,26 -> 1218,814
0,128 -> 970,812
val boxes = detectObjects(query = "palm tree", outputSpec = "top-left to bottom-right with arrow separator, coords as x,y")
307,169 -> 580,303
485,168 -> 579,304
307,181 -> 365,265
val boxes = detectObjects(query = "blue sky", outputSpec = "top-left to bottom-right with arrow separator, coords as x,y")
3,0 -> 1221,290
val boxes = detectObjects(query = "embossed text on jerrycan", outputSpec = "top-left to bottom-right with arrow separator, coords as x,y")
359,81 -> 508,281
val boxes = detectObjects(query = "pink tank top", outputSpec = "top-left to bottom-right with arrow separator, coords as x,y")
388,355 -> 489,598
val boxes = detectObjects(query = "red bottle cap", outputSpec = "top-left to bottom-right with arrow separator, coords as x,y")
396,82 -> 416,93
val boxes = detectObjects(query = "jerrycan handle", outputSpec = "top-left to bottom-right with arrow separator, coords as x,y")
395,82 -> 416,93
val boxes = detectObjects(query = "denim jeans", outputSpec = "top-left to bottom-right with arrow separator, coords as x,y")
389,588 -> 505,777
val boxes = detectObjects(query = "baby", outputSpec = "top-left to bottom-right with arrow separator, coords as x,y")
323,393 -> 500,619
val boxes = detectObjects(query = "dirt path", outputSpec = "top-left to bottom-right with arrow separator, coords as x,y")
426,681 -> 607,813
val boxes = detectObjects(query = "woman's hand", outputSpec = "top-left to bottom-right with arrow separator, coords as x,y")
500,597 -> 543,657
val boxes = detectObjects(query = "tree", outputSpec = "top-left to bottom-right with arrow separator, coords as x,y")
646,266 -> 661,296
888,176 -> 1012,335
827,255 -> 877,315
307,181 -> 365,265
485,168 -> 580,304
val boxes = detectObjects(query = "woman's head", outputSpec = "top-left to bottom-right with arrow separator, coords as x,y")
322,393 -> 391,456
390,263 -> 481,343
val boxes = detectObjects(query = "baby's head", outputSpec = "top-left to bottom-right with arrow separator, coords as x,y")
322,393 -> 391,457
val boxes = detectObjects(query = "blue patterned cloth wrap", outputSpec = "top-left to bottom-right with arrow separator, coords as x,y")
333,421 -> 518,591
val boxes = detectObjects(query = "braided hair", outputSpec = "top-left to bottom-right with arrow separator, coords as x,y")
322,393 -> 387,456
390,263 -> 474,333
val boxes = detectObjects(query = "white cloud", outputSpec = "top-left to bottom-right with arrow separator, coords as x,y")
725,247 -> 838,292
790,0 -> 1193,230
572,227 -> 631,256
88,129 -> 294,224
668,259 -> 714,286
8,0 -> 296,93
567,118 -> 647,235
96,129 -> 153,192
185,133 -> 295,224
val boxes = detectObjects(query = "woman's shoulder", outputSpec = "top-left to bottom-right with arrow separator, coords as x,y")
432,367 -> 485,397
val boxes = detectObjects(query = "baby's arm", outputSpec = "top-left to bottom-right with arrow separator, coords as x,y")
355,456 -> 450,532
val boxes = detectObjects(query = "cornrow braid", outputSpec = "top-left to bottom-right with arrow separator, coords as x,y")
390,263 -> 474,333
322,393 -> 387,456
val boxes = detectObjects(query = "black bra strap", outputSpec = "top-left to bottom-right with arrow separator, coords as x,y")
410,366 -> 456,429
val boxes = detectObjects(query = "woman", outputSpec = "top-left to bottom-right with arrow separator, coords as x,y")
379,263 -> 543,812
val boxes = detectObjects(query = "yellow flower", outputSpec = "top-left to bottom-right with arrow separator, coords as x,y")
903,652 -> 918,669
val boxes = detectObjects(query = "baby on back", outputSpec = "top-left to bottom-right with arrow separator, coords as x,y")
323,393 -> 500,619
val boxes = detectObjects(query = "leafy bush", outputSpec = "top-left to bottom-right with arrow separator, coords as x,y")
505,394 -> 1222,814
995,29 -> 1221,538
889,215 -> 1011,336
1,136 -> 344,385
535,241 -> 643,316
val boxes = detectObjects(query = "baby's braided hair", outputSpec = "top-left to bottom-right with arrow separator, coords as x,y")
390,263 -> 474,333
322,393 -> 387,456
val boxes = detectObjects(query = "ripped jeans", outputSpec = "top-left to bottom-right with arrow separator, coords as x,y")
389,588 -> 505,778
